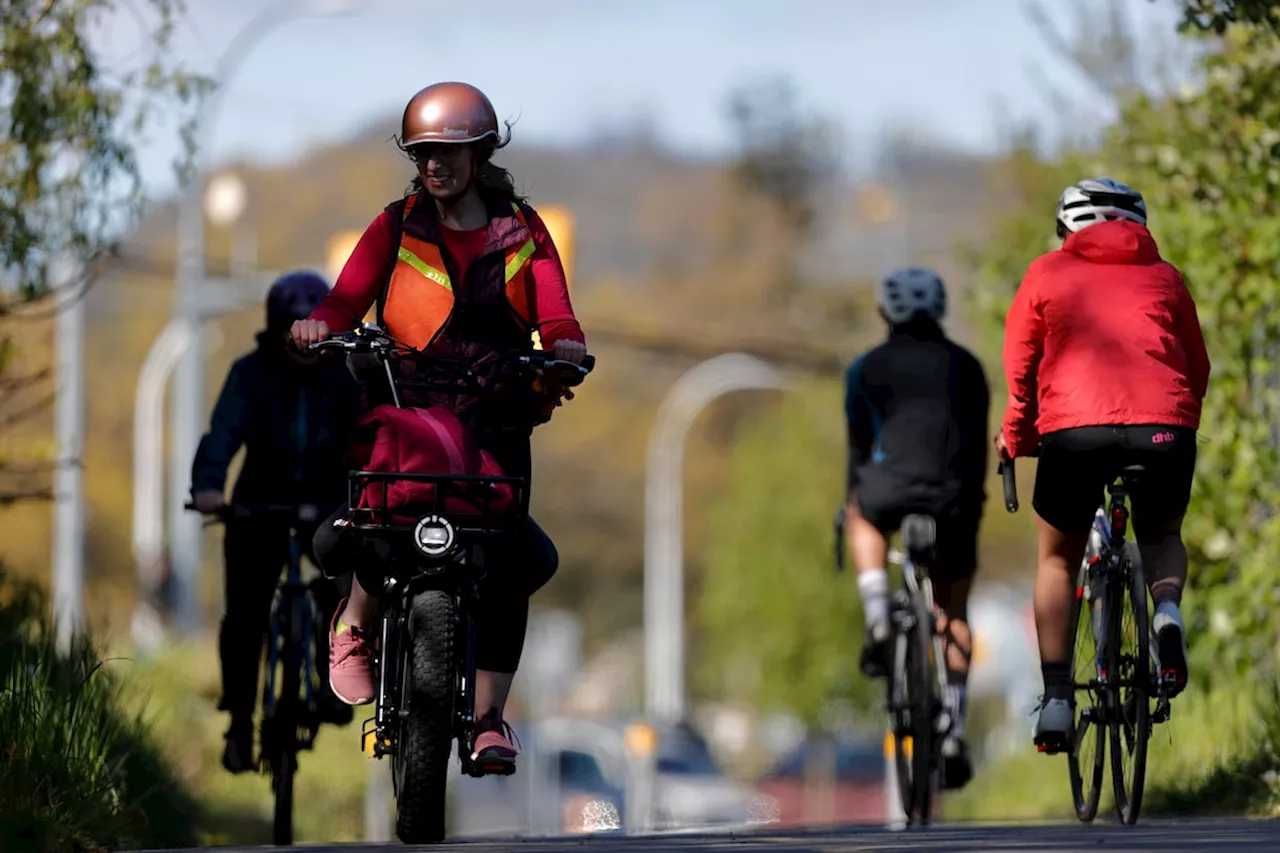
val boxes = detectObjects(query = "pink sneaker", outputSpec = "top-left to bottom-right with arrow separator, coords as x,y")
328,600 -> 375,706
470,712 -> 520,775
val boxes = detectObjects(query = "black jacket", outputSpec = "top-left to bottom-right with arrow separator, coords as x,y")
190,332 -> 362,513
844,319 -> 991,503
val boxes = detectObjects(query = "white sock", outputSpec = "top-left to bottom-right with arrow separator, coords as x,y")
1153,600 -> 1184,635
947,684 -> 968,740
857,568 -> 889,627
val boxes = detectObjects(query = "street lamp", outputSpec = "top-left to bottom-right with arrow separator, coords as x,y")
643,354 -> 789,723
168,0 -> 356,636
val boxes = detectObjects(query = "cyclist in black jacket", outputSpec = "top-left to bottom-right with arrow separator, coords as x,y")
843,267 -> 991,789
189,270 -> 362,773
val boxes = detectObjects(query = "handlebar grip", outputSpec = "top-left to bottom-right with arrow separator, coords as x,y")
582,354 -> 596,372
1000,458 -> 1018,513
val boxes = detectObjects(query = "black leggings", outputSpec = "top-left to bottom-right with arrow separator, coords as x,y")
219,518 -> 347,719
311,431 -> 557,673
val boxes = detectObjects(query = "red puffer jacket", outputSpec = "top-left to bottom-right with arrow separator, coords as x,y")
1001,220 -> 1211,458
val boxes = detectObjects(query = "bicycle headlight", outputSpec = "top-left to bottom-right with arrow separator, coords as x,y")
412,515 -> 456,558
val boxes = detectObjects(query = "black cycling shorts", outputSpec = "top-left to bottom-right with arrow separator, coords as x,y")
855,472 -> 980,583
1032,425 -> 1197,535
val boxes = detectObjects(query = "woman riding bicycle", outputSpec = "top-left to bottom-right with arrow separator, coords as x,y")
291,81 -> 587,772
997,177 -> 1210,753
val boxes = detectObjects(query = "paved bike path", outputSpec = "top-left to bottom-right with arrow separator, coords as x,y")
133,816 -> 1279,852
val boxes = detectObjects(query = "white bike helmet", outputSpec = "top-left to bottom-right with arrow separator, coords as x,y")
877,267 -> 947,325
1055,177 -> 1147,237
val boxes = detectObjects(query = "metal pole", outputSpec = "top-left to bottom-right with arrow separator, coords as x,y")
132,319 -> 195,652
642,354 -> 788,722
51,275 -> 85,654
168,0 -> 350,636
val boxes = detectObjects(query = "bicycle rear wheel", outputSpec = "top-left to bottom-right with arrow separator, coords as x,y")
1109,542 -> 1151,825
1067,564 -> 1105,823
893,591 -> 939,823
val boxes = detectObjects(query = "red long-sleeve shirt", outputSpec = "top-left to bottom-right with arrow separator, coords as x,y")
1001,220 -> 1211,458
312,206 -> 585,348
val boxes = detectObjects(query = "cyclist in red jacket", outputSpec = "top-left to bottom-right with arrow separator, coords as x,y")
997,178 -> 1211,754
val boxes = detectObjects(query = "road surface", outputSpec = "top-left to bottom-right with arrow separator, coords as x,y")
136,817 -> 1278,852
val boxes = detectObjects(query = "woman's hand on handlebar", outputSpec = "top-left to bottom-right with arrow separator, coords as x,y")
551,338 -> 588,365
994,431 -> 1010,461
290,318 -> 330,350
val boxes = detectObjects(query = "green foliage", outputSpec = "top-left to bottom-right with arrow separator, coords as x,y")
0,0 -> 208,296
693,381 -> 876,729
0,566 -> 199,851
1177,0 -> 1280,34
967,22 -> 1280,681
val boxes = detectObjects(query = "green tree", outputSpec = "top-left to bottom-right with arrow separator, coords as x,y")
0,0 -> 206,498
693,381 -> 877,729
968,18 -> 1280,680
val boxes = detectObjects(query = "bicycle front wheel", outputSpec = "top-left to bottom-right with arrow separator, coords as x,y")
393,589 -> 457,844
272,630 -> 300,845
1067,563 -> 1105,823
1109,542 -> 1151,825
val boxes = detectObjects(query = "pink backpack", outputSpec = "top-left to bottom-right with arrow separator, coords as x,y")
350,404 -> 518,524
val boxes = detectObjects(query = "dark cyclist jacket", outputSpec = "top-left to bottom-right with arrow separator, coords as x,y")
190,332 -> 362,513
844,319 -> 991,505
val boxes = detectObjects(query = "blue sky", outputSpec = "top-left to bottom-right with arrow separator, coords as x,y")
106,0 -> 1184,198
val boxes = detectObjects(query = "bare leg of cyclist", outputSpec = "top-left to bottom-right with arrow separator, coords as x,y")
1134,511 -> 1189,695
1032,513 -> 1089,751
844,498 -> 892,677
934,576 -> 974,788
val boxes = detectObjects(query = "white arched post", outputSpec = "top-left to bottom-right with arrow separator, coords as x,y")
131,319 -> 196,652
643,354 -> 789,723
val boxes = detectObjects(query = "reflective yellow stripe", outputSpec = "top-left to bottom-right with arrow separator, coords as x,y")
504,238 -> 536,283
397,246 -> 451,291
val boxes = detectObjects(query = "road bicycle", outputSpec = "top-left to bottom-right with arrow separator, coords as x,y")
187,501 -> 329,845
1000,457 -> 1176,825
835,506 -> 952,824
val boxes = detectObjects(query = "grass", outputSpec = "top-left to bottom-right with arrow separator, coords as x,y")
945,678 -> 1280,821
123,637 -> 378,845
0,568 -> 199,852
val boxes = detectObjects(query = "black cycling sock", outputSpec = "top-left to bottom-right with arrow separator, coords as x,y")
1041,662 -> 1072,701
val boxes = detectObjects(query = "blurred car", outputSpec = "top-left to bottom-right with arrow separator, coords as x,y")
754,737 -> 887,827
448,722 -> 625,838
450,716 -> 771,837
643,719 -> 766,829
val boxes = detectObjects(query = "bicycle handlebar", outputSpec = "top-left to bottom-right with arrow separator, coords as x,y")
184,502 -> 323,524
307,325 -> 596,389
998,445 -> 1041,514
999,458 -> 1018,513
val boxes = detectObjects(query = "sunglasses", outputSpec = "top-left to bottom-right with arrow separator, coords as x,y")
407,143 -> 470,163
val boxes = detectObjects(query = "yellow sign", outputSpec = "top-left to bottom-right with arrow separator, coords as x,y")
325,229 -> 364,282
857,183 -> 898,224
623,721 -> 659,757
538,205 -> 575,293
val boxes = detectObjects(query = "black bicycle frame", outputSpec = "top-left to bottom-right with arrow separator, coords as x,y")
263,529 -> 317,740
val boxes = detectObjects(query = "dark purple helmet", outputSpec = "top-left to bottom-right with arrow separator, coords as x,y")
266,270 -> 330,330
